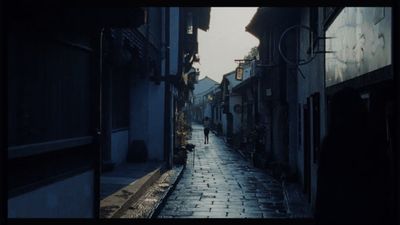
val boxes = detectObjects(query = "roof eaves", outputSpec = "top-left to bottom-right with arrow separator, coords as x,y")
245,7 -> 266,38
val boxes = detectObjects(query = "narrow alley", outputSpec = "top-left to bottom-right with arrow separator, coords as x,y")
5,5 -> 397,223
157,124 -> 287,218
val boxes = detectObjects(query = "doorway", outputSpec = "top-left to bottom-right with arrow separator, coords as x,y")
303,98 -> 311,202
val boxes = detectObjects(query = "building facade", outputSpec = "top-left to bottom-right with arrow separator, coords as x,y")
246,7 -> 394,214
219,70 -> 250,143
7,8 -> 146,218
7,7 -> 210,218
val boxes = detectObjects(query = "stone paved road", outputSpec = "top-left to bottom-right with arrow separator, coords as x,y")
157,124 -> 289,218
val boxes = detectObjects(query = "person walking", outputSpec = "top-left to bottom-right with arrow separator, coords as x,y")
203,117 -> 210,144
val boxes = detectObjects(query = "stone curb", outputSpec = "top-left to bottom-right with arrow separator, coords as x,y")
150,164 -> 185,218
100,163 -> 166,218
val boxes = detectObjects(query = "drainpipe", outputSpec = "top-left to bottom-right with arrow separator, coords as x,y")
145,8 -> 150,77
0,10 -> 4,222
99,27 -> 104,145
93,27 -> 105,219
164,8 -> 172,169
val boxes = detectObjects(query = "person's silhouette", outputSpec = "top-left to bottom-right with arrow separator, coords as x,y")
315,88 -> 388,225
203,117 -> 210,144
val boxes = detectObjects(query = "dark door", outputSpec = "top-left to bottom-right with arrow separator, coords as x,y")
312,92 -> 320,163
227,113 -> 233,140
247,103 -> 253,129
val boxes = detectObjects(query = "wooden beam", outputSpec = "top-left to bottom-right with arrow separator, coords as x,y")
8,136 -> 93,159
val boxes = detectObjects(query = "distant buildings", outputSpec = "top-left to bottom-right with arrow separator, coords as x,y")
191,76 -> 219,123
192,62 -> 255,145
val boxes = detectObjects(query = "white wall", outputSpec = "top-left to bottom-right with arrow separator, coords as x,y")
130,80 -> 149,145
111,129 -> 129,165
8,171 -> 94,218
127,7 -> 169,162
325,7 -> 391,87
129,71 -> 165,161
147,81 -> 165,161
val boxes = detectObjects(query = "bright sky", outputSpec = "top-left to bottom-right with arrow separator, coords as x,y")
195,7 -> 259,83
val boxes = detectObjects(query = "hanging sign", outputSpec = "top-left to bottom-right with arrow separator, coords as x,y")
235,65 -> 244,81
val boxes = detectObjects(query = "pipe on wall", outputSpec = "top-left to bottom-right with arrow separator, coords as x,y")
163,8 -> 172,168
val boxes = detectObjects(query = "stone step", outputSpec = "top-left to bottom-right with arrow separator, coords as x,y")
118,165 -> 185,218
100,164 -> 166,218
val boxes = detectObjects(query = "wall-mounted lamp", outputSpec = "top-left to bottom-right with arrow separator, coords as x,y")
193,54 -> 200,63
187,12 -> 193,35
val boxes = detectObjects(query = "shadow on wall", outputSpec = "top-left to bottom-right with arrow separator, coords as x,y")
315,87 -> 390,225
127,140 -> 148,163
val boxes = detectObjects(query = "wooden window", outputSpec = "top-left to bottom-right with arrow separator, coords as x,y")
8,32 -> 94,147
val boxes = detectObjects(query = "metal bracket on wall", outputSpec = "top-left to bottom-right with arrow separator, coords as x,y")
289,66 -> 306,79
311,36 -> 336,55
256,64 -> 277,67
297,67 -> 306,79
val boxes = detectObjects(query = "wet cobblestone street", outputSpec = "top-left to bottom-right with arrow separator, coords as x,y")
157,124 -> 289,218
